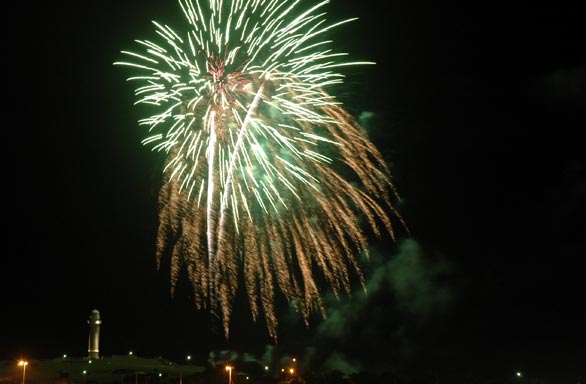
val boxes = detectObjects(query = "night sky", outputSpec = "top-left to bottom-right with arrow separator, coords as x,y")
3,0 -> 584,382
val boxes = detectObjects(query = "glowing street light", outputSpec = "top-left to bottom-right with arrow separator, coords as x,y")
516,371 -> 523,378
225,365 -> 233,384
18,360 -> 28,384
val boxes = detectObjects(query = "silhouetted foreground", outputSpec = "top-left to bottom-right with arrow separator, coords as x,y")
1,355 -> 576,384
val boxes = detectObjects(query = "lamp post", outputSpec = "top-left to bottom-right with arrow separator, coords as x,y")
18,360 -> 28,384
225,365 -> 233,384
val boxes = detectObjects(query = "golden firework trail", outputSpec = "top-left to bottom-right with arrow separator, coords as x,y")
115,0 -> 407,339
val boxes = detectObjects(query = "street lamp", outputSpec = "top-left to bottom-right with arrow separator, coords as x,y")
18,360 -> 28,384
225,365 -> 233,384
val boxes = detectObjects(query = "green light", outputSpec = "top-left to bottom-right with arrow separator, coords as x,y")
516,371 -> 523,378
63,354 -> 67,358
115,0 -> 403,343
129,351 -> 133,356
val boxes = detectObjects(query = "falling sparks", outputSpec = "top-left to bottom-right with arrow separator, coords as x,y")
115,0 -> 406,340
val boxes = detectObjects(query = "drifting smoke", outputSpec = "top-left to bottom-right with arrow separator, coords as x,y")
205,239 -> 457,377
543,66 -> 586,103
208,344 -> 275,368
208,350 -> 240,367
296,238 -> 457,375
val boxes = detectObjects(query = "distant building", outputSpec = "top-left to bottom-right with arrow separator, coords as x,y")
88,310 -> 101,360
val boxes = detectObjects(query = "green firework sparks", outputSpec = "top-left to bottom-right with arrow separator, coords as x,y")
115,0 -> 406,340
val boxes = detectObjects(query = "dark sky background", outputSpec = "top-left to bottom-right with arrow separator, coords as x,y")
3,0 -> 584,382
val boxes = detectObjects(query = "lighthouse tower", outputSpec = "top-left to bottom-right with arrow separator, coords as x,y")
88,309 -> 101,359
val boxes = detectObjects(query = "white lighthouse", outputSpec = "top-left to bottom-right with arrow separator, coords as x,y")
88,309 -> 101,359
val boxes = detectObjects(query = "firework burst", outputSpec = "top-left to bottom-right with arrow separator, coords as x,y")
115,0 -> 406,339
